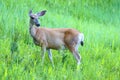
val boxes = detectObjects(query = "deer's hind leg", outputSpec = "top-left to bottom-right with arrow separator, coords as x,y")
66,42 -> 81,66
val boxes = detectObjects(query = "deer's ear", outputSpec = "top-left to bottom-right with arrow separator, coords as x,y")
37,10 -> 46,16
29,10 -> 32,16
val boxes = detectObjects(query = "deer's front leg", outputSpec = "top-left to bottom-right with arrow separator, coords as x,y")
41,44 -> 46,65
47,49 -> 54,67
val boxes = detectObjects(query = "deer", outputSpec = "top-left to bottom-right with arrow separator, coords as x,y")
29,10 -> 84,67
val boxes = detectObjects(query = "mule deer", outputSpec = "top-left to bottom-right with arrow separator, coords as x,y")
29,10 -> 84,66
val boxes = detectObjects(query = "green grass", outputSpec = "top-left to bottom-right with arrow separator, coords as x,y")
0,0 -> 120,80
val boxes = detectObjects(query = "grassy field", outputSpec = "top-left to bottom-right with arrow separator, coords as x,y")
0,0 -> 120,80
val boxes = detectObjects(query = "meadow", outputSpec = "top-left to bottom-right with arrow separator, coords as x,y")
0,0 -> 120,80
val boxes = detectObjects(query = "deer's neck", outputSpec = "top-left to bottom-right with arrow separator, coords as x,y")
29,20 -> 36,37
29,19 -> 34,28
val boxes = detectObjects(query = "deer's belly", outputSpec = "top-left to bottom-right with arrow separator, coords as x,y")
47,39 -> 65,50
47,45 -> 65,50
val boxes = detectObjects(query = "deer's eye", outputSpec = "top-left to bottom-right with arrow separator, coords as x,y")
31,16 -> 34,19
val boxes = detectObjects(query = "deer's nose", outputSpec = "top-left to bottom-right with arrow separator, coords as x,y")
36,24 -> 40,27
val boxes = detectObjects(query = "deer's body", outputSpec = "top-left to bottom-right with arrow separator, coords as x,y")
30,27 -> 81,49
29,10 -> 84,66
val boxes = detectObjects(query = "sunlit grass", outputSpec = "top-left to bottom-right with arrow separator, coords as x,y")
0,0 -> 120,80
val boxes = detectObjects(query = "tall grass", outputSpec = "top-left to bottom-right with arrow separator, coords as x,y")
0,0 -> 120,80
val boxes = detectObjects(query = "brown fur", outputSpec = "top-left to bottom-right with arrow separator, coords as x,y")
30,27 -> 80,50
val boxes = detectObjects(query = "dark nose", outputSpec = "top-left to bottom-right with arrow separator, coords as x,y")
36,24 -> 40,27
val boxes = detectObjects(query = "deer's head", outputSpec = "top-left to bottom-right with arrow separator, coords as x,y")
29,10 -> 46,27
